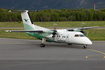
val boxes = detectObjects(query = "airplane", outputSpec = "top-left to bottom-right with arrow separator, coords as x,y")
6,10 -> 99,49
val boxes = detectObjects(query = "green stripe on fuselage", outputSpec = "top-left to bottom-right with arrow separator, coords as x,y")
23,23 -> 53,42
26,32 -> 53,42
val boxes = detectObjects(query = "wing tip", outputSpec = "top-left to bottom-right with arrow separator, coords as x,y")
5,30 -> 11,32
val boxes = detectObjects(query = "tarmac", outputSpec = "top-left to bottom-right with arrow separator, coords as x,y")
0,38 -> 105,70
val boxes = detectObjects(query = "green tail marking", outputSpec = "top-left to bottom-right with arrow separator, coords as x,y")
24,19 -> 29,22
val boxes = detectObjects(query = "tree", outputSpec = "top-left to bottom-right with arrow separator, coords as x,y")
51,13 -> 60,21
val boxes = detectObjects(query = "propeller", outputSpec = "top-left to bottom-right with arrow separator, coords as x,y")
67,22 -> 98,36
80,23 -> 88,36
80,23 -> 85,33
52,24 -> 57,38
81,22 -> 85,29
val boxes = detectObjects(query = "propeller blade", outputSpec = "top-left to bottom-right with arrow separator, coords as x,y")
81,22 -> 85,29
52,24 -> 57,38
83,30 -> 88,36
53,24 -> 57,30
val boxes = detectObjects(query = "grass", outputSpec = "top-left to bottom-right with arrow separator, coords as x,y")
0,29 -> 37,40
0,22 -> 23,27
0,21 -> 105,27
86,29 -> 105,41
0,21 -> 105,41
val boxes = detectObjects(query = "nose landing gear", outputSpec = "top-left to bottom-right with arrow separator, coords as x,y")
83,45 -> 87,49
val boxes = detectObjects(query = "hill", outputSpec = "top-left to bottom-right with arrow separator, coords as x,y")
0,0 -> 105,10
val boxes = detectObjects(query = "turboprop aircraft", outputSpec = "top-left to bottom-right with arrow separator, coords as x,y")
6,10 -> 99,49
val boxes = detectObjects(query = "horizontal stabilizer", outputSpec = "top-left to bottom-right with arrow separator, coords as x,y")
9,10 -> 26,13
6,30 -> 44,33
9,10 -> 38,13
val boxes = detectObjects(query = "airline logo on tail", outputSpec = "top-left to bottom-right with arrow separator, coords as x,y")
24,19 -> 28,22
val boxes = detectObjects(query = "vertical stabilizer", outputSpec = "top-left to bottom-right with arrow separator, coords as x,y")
21,10 -> 35,30
9,10 -> 49,31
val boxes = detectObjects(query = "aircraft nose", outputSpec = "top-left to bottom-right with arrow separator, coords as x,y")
85,37 -> 92,45
76,37 -> 92,45
73,37 -> 92,45
87,40 -> 92,45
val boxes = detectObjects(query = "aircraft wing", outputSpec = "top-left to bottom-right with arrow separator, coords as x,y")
6,30 -> 44,33
67,26 -> 99,31
77,26 -> 99,30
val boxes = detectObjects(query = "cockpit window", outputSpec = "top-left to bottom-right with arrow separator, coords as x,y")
80,34 -> 84,37
75,34 -> 85,37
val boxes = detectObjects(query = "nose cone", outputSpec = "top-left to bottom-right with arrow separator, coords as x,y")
82,37 -> 92,45
73,37 -> 92,45
86,39 -> 92,45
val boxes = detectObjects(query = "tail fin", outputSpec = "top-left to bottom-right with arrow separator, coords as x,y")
21,10 -> 35,30
9,10 -> 49,31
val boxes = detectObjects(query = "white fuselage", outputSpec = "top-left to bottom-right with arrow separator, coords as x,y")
46,29 -> 92,45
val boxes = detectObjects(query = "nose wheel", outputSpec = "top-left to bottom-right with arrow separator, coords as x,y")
83,45 -> 87,49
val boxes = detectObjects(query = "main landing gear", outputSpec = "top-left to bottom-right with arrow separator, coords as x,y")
40,38 -> 46,47
68,43 -> 72,45
40,44 -> 45,47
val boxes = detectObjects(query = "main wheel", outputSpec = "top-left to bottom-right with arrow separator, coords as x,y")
68,43 -> 72,45
40,44 -> 45,47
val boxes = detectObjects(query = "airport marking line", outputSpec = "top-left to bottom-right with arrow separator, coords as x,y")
86,55 -> 93,59
86,49 -> 105,59
103,56 -> 105,58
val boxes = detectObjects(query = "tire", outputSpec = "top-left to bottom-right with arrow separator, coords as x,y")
40,44 -> 45,47
83,46 -> 87,49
